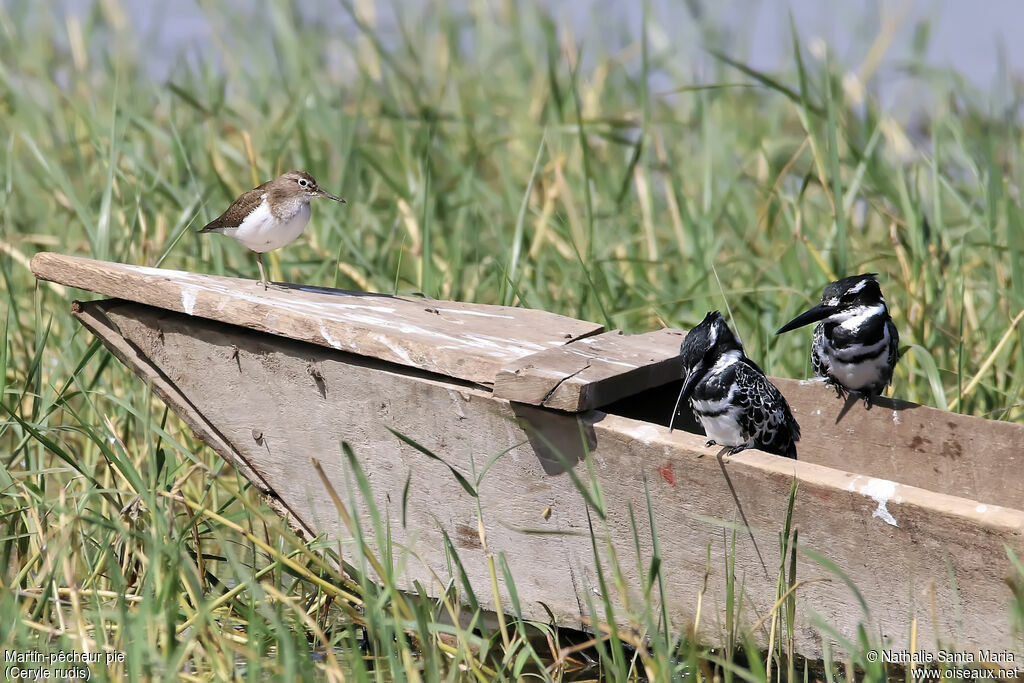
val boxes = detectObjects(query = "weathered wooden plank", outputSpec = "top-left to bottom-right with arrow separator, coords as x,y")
31,252 -> 603,386
83,300 -> 1024,659
492,319 -> 1024,508
776,380 -> 1024,510
493,328 -> 686,411
71,300 -> 316,540
607,378 -> 1024,510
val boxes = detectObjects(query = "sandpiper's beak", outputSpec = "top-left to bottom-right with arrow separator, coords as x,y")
314,189 -> 346,203
776,303 -> 834,335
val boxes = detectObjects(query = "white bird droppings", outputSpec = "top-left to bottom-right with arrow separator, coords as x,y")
447,389 -> 468,419
847,476 -> 900,527
563,347 -> 638,368
623,423 -> 661,445
892,410 -> 901,425
434,307 -> 514,319
371,333 -> 413,364
181,287 -> 198,316
976,504 -> 988,514
319,322 -> 342,349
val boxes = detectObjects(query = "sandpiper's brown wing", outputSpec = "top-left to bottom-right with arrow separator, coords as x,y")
199,180 -> 272,233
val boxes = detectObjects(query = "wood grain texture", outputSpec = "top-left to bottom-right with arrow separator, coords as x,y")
777,380 -> 1024,510
71,300 -> 316,539
81,300 -> 1024,659
603,378 -> 1024,510
493,328 -> 686,411
31,252 -> 603,386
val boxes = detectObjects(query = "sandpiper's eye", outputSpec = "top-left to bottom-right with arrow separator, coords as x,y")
298,178 -> 309,187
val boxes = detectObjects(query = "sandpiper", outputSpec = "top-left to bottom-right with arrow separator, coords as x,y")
199,170 -> 345,290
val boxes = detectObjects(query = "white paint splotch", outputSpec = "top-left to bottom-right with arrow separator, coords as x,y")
846,476 -> 901,527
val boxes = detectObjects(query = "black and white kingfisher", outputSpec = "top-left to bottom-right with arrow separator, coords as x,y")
670,311 -> 800,459
776,273 -> 900,407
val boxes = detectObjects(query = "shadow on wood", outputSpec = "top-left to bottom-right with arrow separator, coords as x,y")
511,402 -> 599,475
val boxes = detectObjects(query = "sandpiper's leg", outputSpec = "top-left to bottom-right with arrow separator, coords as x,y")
256,253 -> 268,290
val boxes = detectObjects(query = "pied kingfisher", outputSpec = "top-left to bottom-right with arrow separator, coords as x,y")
776,273 -> 900,407
670,311 -> 800,459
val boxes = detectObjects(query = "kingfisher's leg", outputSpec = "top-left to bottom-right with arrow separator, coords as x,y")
716,445 -> 736,463
705,439 -> 718,448
826,376 -> 847,399
256,253 -> 268,290
861,391 -> 875,410
727,443 -> 752,456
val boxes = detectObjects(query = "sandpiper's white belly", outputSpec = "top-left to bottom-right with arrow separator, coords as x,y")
222,199 -> 311,253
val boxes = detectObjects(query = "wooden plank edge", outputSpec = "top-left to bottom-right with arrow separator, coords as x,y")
614,413 -> 1024,528
32,252 -> 606,388
562,355 -> 681,412
494,328 -> 685,411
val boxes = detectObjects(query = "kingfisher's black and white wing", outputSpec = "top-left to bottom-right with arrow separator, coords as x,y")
733,359 -> 800,459
884,317 -> 900,387
810,323 -> 829,379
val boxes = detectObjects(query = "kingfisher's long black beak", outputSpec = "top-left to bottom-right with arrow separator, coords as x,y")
668,365 -> 704,433
776,303 -> 834,335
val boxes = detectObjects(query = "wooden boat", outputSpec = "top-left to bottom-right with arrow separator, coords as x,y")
32,252 -> 1024,661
